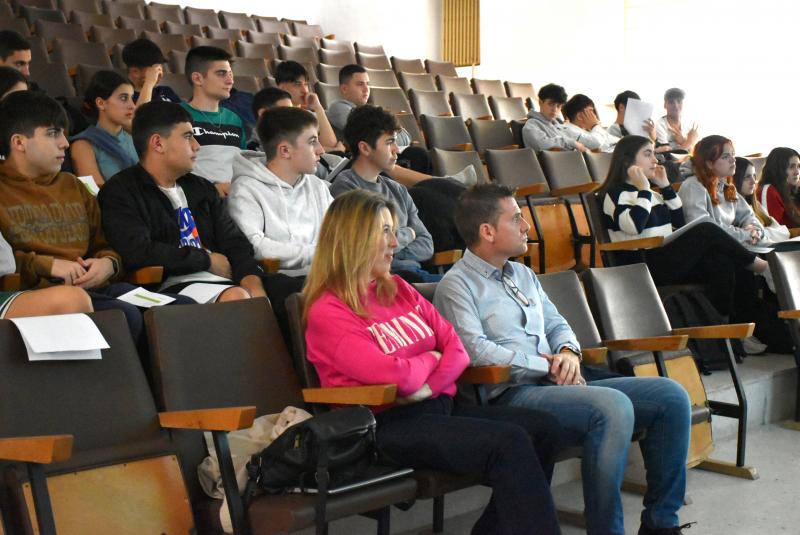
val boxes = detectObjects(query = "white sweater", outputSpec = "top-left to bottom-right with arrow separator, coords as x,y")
228,151 -> 333,276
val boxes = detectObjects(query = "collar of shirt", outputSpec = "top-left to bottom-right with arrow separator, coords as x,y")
461,248 -> 515,282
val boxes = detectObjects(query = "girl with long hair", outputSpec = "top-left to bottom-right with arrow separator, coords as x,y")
303,190 -> 562,535
734,156 -> 791,242
755,147 -> 800,228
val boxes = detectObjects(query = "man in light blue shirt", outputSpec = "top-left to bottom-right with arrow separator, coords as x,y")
434,183 -> 692,535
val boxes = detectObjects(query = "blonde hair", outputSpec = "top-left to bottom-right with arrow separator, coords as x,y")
302,189 -> 398,321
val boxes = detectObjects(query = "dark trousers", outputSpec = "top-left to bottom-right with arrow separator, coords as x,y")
643,222 -> 756,317
376,396 -> 562,535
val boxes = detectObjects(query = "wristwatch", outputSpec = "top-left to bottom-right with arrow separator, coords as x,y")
560,345 -> 583,362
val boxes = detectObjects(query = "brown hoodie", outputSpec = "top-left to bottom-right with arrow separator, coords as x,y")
0,163 -> 121,289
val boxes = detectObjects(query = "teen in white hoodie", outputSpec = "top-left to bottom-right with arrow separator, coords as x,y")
228,107 -> 332,277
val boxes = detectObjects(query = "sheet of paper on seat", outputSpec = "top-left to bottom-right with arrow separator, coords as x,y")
10,313 -> 109,361
178,283 -> 233,304
77,175 -> 100,196
116,287 -> 176,308
623,98 -> 654,138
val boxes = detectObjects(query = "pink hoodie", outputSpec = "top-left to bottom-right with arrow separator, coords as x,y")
305,276 -> 469,411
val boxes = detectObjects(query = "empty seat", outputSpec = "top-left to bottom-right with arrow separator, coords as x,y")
71,11 -> 113,29
489,95 -> 528,122
284,34 -> 318,50
399,71 -> 436,92
409,89 -> 452,118
233,74 -> 260,93
29,60 -> 75,97
431,148 -> 488,183
437,75 -> 472,96
314,81 -> 340,108
278,45 -> 317,65
584,151 -> 613,182
505,81 -> 536,109
102,0 -> 144,20
191,36 -> 234,55
538,150 -> 595,194
471,78 -> 506,98
320,37 -> 353,52
357,51 -> 390,69
368,86 -> 411,114
247,31 -> 281,46
0,3 -> 12,17
164,21 -> 203,37
236,41 -> 276,60
319,47 -> 356,66
118,15 -> 158,32
230,56 -> 268,78
425,59 -> 457,77
0,16 -> 31,36
34,19 -> 87,46
355,42 -> 384,55
420,114 -> 472,151
20,5 -> 65,26
26,34 -> 49,65
390,56 -> 423,74
161,71 -> 191,98
395,111 -> 426,148
167,49 -> 186,74
90,26 -> 136,51
485,147 -> 549,194
451,93 -> 493,121
15,0 -> 56,8
255,17 -> 290,34
59,0 -> 99,14
51,38 -> 111,69
365,67 -> 399,88
316,62 -> 341,84
184,6 -> 220,29
292,22 -> 323,39
207,27 -> 243,41
143,30 -> 189,54
219,10 -> 255,31
468,119 -> 517,155
145,2 -> 183,24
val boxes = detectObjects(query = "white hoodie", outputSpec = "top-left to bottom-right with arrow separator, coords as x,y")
229,151 -> 333,277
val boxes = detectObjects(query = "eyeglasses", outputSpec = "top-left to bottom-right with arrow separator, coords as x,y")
502,275 -> 530,307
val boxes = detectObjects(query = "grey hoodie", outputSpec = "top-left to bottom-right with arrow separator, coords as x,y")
522,110 -> 579,151
228,151 -> 333,276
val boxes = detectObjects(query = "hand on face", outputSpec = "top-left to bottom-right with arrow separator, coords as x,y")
627,165 -> 651,190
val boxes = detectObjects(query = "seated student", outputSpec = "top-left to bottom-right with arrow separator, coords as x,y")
180,46 -> 246,197
755,147 -> 800,228
98,101 -> 265,302
0,65 -> 28,100
522,83 -> 586,152
331,105 -> 437,282
608,90 -> 657,141
228,106 -> 332,277
434,183 -> 693,535
601,136 -> 770,328
0,230 -> 94,318
655,88 -> 698,152
303,189 -> 562,535
274,60 -> 343,152
562,93 -> 620,152
122,38 -> 181,106
70,70 -> 138,187
735,156 -> 791,242
0,90 -> 182,340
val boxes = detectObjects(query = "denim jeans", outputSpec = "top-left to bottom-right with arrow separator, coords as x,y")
493,376 -> 691,535
376,395 -> 562,535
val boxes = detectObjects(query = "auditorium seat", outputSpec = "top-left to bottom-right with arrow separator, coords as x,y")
284,34 -> 319,50
315,62 -> 341,84
367,86 -> 411,114
399,71 -> 436,92
161,72 -> 191,99
207,27 -> 244,41
143,31 -> 189,55
254,17 -> 290,34
191,36 -> 234,55
364,67 -> 399,87
489,95 -> 528,121
584,151 -> 613,182
391,56 -> 425,74
437,75 -> 472,96
236,41 -> 276,61
70,11 -> 113,29
451,92 -> 493,121
292,22 -> 323,39
420,114 -> 471,151
357,51 -> 391,70
425,59 -> 457,77
247,31 -> 281,46
395,112 -> 426,148
51,39 -> 111,71
320,37 -> 354,53
29,60 -> 75,98
0,15 -> 31,36
184,6 -> 220,29
118,15 -> 158,33
230,57 -> 269,79
102,0 -> 144,21
165,21 -> 204,38
167,49 -> 187,73
505,80 -> 536,109
145,2 -> 183,24
20,5 -> 65,26
74,63 -> 126,95
277,44 -> 318,65
233,74 -> 260,93
467,118 -> 517,155
34,19 -> 86,47
219,10 -> 255,31
314,81 -> 339,108
410,89 -> 453,118
471,78 -> 506,98
319,47 -> 356,66
430,148 -> 488,183
354,42 -> 385,55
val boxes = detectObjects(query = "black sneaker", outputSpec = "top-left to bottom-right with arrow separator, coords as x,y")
638,522 -> 696,535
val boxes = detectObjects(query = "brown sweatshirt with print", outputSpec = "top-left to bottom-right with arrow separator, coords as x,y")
0,163 -> 122,289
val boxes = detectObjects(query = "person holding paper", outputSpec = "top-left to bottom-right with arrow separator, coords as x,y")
608,91 -> 657,141
98,101 -> 266,304
561,94 -> 620,153
601,135 -> 771,323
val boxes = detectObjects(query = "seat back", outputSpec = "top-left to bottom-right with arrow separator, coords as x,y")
420,114 -> 471,151
355,42 -> 384,55
368,86 -> 411,114
410,89 -> 452,118
584,151 -> 613,182
278,44 -> 318,65
117,15 -> 158,32
293,22 -> 323,39
504,81 -> 536,109
357,51 -> 391,70
431,148 -> 488,184
192,36 -> 234,55
102,0 -> 144,20
747,155 -> 766,179
234,74 -> 261,93
395,112 -> 426,149
236,41 -> 276,60
163,21 -> 204,36
471,78 -> 505,98
29,61 -> 74,98
219,10 -> 256,31
255,17 -> 289,34
0,16 -> 31,36
230,56 -> 268,78
246,30 -> 281,46
34,19 -> 86,46
183,6 -> 220,29
71,11 -> 113,30
319,47 -> 356,66
437,75 -> 471,96
90,26 -> 136,50
467,118 -> 515,155
74,64 -> 126,95
314,81 -> 340,108
538,270 -> 603,349
399,71 -> 436,92
365,67 -> 398,88
143,31 -> 188,55
145,2 -> 183,24
207,27 -> 244,41
51,39 -> 111,69
768,251 -> 800,351
20,5 -> 65,25
284,293 -> 321,391
451,93 -> 492,121
160,72 -> 191,99
316,62 -> 341,84
538,150 -> 595,191
284,34 -> 319,50
390,56 -> 424,74
489,95 -> 527,122
424,59 -> 456,77
485,148 -> 548,191
320,37 -> 354,52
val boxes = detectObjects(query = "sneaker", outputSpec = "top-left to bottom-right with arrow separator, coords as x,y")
638,521 -> 696,535
742,335 -> 768,355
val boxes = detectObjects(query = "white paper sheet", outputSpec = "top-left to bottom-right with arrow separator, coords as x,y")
178,283 -> 233,304
116,287 -> 176,308
77,175 -> 100,196
663,215 -> 711,246
622,98 -> 654,138
10,313 -> 109,361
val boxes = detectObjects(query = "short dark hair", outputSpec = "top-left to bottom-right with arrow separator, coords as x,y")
343,104 -> 398,159
121,38 -> 167,69
613,90 -> 640,111
0,66 -> 28,98
537,83 -> 567,104
131,100 -> 191,158
251,87 -> 292,117
664,87 -> 685,102
274,60 -> 307,85
454,183 -> 516,246
562,94 -> 595,122
338,63 -> 366,86
83,70 -> 131,118
0,31 -> 30,60
185,46 -> 231,84
0,91 -> 68,156
256,106 -> 318,160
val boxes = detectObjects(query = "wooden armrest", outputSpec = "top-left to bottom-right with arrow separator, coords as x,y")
0,435 -> 73,464
598,236 -> 664,251
438,112 -> 454,117
604,335 -> 688,352
475,115 -> 493,121
324,34 -> 336,40
395,111 -> 412,117
582,347 -> 608,365
259,258 -> 281,273
515,183 -> 548,197
68,66 -> 76,77
458,365 -> 511,385
450,142 -> 474,151
550,182 -> 599,197
672,323 -> 755,339
778,309 -> 800,319
302,385 -> 397,406
744,152 -> 762,158
789,228 -> 800,238
496,144 -> 519,150
431,249 -> 462,266
158,406 -> 256,431
127,266 -> 164,285
0,273 -> 20,291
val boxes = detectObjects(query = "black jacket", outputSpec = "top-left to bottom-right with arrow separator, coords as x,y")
98,164 -> 262,284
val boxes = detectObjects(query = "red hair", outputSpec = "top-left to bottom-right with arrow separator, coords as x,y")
692,135 -> 737,205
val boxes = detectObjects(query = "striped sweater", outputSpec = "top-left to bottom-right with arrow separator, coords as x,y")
603,183 -> 685,241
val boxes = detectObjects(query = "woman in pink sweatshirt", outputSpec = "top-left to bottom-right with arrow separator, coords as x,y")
303,190 -> 562,535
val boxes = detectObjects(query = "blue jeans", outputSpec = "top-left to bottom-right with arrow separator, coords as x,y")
493,377 -> 691,535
